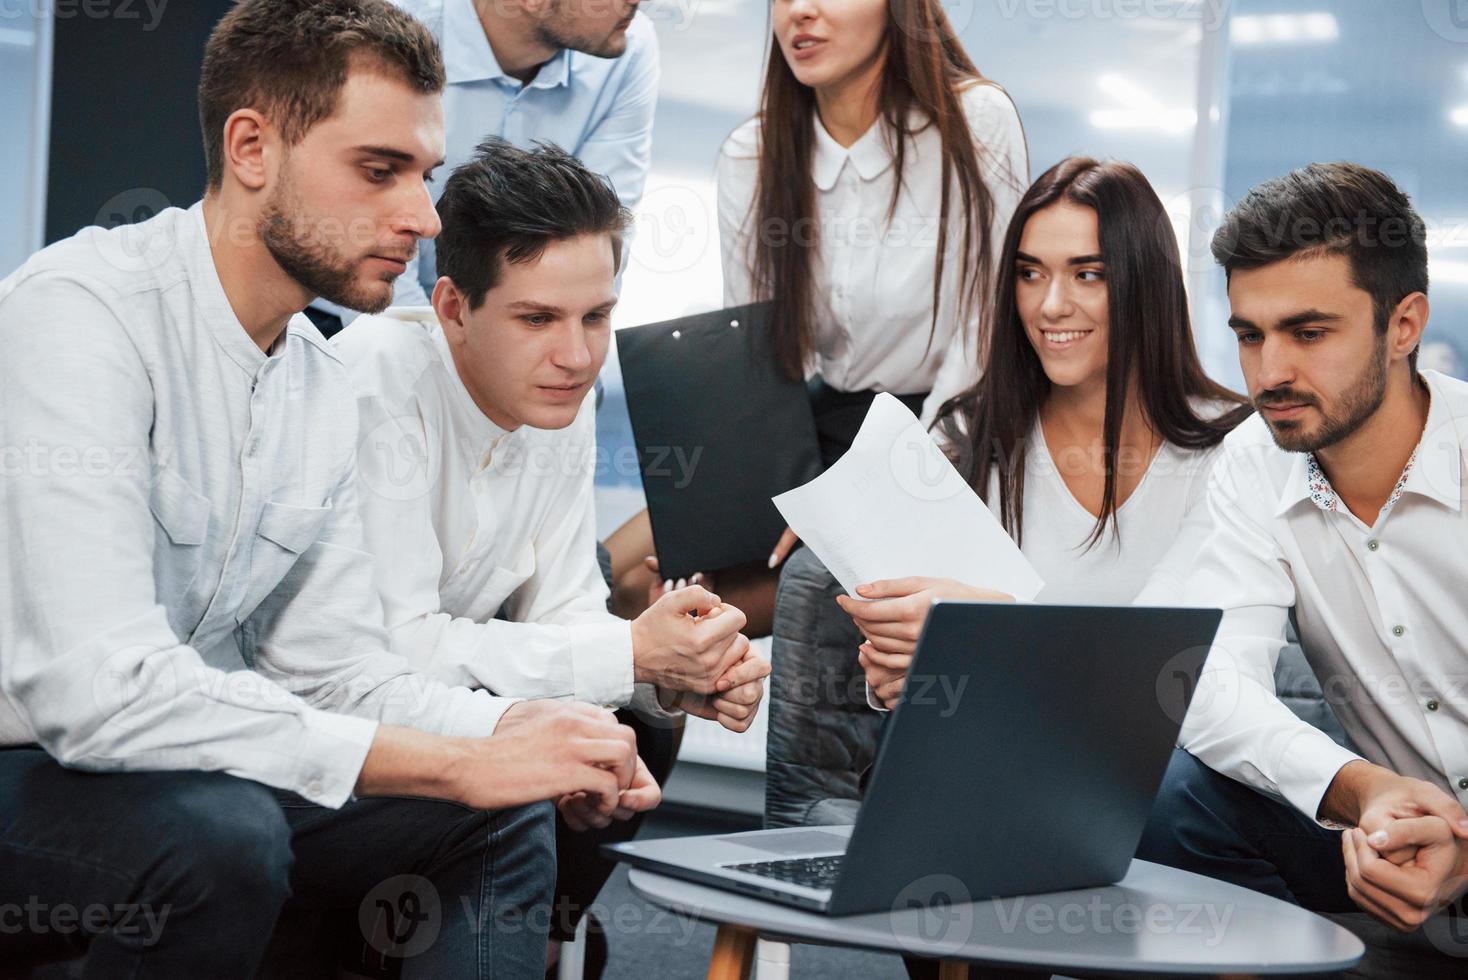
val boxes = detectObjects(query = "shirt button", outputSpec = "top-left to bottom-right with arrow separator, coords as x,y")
306,778 -> 325,797
1366,539 -> 1380,552
1459,778 -> 1468,791
1392,625 -> 1406,638
1427,700 -> 1440,712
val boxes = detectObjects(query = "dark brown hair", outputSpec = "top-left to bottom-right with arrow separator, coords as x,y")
1213,162 -> 1427,373
199,0 -> 444,189
436,138 -> 630,309
937,157 -> 1252,549
743,1 -> 1018,381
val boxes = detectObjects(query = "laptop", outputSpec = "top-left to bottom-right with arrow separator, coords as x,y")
604,601 -> 1221,916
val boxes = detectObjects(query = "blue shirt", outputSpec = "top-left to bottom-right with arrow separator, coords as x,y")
390,0 -> 660,304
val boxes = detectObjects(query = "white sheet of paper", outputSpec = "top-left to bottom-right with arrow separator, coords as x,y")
772,393 -> 1044,601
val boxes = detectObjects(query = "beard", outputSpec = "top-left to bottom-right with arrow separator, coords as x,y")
259,173 -> 397,315
1257,336 -> 1389,454
534,3 -> 631,58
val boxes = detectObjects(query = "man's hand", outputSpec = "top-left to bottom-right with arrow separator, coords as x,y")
1323,761 -> 1468,845
837,577 -> 1013,658
1343,820 -> 1468,931
356,702 -> 644,813
559,754 -> 663,832
630,586 -> 749,693
659,646 -> 770,732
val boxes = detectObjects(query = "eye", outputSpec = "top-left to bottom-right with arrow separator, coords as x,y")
522,314 -> 553,327
1017,267 -> 1042,281
1296,328 -> 1326,343
1077,269 -> 1105,283
584,311 -> 609,325
364,167 -> 392,185
1235,331 -> 1263,347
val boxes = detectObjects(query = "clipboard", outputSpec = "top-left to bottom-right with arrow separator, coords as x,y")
617,301 -> 823,580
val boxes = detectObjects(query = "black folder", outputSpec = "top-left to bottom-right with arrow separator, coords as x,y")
617,302 -> 823,580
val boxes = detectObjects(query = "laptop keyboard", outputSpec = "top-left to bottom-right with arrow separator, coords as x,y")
722,854 -> 845,890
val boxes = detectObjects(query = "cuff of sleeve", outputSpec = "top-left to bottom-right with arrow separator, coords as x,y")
866,682 -> 891,713
1278,735 -> 1364,827
292,709 -> 379,809
567,620 -> 636,707
439,690 -> 522,739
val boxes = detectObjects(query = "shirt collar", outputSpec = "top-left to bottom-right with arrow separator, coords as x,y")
811,113 -> 896,191
1274,373 -> 1463,518
443,0 -> 571,90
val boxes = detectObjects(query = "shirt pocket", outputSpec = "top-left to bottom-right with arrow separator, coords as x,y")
149,465 -> 211,600
236,499 -> 334,625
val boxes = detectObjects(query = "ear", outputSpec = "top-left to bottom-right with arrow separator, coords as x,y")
432,277 -> 467,342
220,108 -> 273,192
1387,292 -> 1429,367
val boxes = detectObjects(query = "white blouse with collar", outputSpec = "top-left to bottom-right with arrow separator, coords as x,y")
715,81 -> 1029,427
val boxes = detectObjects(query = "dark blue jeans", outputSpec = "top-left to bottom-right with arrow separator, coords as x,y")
0,747 -> 555,979
1137,748 -> 1353,911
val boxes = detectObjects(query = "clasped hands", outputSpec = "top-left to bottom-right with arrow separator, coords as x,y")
1331,762 -> 1468,931
631,580 -> 769,733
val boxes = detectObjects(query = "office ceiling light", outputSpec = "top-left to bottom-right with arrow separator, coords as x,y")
1232,13 -> 1339,45
1089,73 -> 1197,134
1452,105 -> 1468,127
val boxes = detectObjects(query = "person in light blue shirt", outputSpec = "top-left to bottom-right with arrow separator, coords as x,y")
390,0 -> 660,307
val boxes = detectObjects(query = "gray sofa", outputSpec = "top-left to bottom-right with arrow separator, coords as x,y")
764,546 -> 1465,978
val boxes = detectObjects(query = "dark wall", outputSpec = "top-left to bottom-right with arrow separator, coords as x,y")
45,0 -> 233,243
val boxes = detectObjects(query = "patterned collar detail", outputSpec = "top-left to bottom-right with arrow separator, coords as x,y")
1305,449 -> 1420,519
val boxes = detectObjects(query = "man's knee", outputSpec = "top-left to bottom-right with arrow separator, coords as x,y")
150,775 -> 293,903
1139,748 -> 1241,864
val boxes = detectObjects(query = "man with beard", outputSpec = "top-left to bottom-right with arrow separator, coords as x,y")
362,0 -> 659,314
1138,163 -> 1468,962
0,2 -> 660,976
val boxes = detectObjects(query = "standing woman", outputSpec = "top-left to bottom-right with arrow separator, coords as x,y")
608,0 -> 1029,631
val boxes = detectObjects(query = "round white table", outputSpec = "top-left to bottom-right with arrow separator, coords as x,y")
627,860 -> 1365,978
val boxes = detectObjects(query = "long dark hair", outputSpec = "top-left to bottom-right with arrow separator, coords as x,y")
937,157 -> 1252,549
746,1 -> 1010,381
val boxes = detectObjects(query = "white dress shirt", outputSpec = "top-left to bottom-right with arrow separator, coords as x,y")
0,205 -> 517,808
716,82 -> 1029,427
1179,370 -> 1468,823
335,310 -> 664,711
388,0 -> 659,305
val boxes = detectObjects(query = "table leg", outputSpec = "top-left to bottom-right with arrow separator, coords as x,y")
707,923 -> 758,980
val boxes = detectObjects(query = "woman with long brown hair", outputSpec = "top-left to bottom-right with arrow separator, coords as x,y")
608,0 -> 1028,632
848,157 -> 1254,708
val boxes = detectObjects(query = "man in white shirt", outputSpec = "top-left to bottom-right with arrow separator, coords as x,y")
307,0 -> 658,332
1138,163 -> 1468,954
334,138 -> 768,970
0,3 -> 656,975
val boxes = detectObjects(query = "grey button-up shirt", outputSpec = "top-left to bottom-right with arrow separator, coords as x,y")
0,203 -> 515,807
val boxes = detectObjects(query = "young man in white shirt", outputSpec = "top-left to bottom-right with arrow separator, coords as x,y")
0,3 -> 657,976
1138,163 -> 1468,957
334,138 -> 769,973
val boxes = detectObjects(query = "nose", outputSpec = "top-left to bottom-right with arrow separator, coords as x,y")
784,0 -> 816,24
1040,277 -> 1073,322
552,323 -> 594,373
391,176 -> 442,243
1253,336 -> 1296,393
